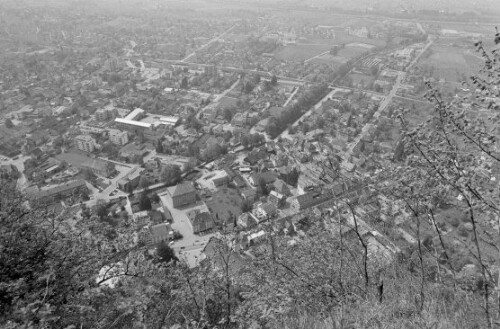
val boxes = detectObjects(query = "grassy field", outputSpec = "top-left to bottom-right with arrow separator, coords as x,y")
310,44 -> 369,66
274,44 -> 332,61
418,46 -> 482,82
334,31 -> 386,48
205,187 -> 243,224
339,44 -> 371,58
349,72 -> 374,86
217,96 -> 238,110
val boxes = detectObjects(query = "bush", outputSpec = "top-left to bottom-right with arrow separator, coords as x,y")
422,235 -> 434,250
457,225 -> 469,238
173,230 -> 183,240
448,216 -> 460,228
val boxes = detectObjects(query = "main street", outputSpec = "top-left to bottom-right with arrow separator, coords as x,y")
277,88 -> 341,141
341,36 -> 435,167
197,76 -> 240,119
182,24 -> 236,63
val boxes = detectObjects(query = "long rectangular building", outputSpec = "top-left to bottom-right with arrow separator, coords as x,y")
28,180 -> 88,203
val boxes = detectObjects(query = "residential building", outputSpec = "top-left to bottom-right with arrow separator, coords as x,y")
241,189 -> 257,201
273,179 -> 291,196
232,112 -> 248,127
108,129 -> 129,145
204,65 -> 218,77
249,172 -> 277,186
57,153 -> 116,178
80,124 -> 106,135
191,211 -> 215,234
134,210 -> 150,228
291,190 -> 334,211
150,223 -> 172,244
254,202 -> 277,220
269,190 -> 286,208
8,105 -> 34,119
95,108 -> 112,121
75,135 -> 97,153
27,180 -> 88,204
52,106 -> 68,116
172,182 -> 197,208
117,167 -> 142,192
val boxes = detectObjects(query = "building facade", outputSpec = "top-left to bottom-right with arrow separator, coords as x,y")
172,183 -> 197,208
75,135 -> 97,153
108,129 -> 129,145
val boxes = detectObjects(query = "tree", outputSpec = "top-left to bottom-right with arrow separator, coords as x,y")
180,76 -> 189,89
156,139 -> 164,153
4,118 -> 13,128
387,34 -> 500,327
82,168 -> 97,182
156,241 -> 178,264
258,178 -> 269,196
97,204 -> 108,220
161,164 -> 182,184
270,75 -> 278,86
139,175 -> 150,189
224,107 -> 234,122
151,193 -> 160,203
0,183 -> 162,328
244,81 -> 254,94
241,200 -> 253,213
139,192 -> 152,211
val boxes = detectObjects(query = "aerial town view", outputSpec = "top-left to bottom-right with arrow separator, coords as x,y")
1,0 -> 500,328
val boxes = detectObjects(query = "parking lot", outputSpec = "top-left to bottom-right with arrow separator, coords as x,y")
159,186 -> 214,267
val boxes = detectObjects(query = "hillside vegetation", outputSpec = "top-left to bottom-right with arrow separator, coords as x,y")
1,34 -> 500,329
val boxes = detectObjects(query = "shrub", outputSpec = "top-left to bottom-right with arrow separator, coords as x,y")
457,225 -> 469,238
448,216 -> 460,228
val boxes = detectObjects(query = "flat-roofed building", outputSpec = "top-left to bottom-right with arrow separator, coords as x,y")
75,135 -> 96,153
108,129 -> 129,145
158,116 -> 180,126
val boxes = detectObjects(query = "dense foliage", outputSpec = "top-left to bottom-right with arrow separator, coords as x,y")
1,34 -> 500,329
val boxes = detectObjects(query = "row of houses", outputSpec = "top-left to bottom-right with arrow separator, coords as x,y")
27,179 -> 88,204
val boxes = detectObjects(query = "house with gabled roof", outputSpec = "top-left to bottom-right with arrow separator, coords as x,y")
172,182 -> 197,208
273,179 -> 291,196
249,172 -> 276,186
150,223 -> 172,244
190,211 -> 215,234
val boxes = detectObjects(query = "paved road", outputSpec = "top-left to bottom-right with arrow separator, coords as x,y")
197,77 -> 240,119
341,37 -> 436,167
407,37 -> 435,71
341,71 -> 404,167
278,88 -> 340,141
305,50 -> 330,63
283,85 -> 300,107
182,25 -> 236,62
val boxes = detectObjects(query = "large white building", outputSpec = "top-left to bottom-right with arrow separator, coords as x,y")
108,129 -> 129,145
75,135 -> 97,153
114,108 -> 180,135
